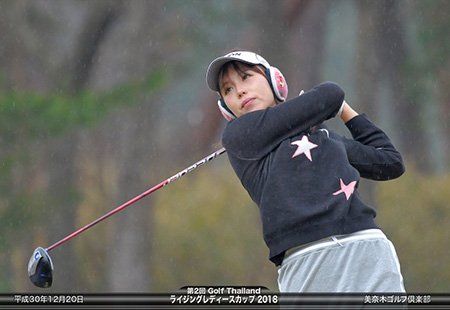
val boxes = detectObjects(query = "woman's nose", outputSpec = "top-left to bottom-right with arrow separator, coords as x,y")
237,86 -> 246,97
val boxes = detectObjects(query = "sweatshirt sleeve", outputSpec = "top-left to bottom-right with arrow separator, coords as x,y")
336,114 -> 405,180
222,82 -> 345,159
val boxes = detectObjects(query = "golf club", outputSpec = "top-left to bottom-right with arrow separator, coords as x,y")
28,147 -> 226,288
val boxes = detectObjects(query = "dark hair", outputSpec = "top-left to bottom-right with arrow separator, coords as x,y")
218,61 -> 268,97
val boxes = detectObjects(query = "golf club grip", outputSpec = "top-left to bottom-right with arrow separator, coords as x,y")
46,147 -> 227,252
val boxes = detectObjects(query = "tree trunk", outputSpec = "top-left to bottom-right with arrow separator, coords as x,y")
105,106 -> 154,292
45,132 -> 80,291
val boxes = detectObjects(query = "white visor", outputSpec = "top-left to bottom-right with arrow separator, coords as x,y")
206,51 -> 270,92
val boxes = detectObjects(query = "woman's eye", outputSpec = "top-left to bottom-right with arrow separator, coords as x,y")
242,74 -> 250,80
224,87 -> 232,95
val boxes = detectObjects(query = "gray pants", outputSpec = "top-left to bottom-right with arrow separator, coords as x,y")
277,229 -> 405,292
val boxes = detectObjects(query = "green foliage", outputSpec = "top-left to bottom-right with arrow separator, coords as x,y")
403,1 -> 450,104
0,68 -> 167,145
151,163 -> 278,292
413,0 -> 450,73
376,165 -> 450,292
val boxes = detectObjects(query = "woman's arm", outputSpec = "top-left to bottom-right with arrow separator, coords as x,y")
223,82 -> 345,159
334,104 -> 405,180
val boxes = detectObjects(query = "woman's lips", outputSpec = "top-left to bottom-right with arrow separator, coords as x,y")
242,98 -> 255,109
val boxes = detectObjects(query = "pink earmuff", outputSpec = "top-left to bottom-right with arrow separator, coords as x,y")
267,67 -> 288,102
217,98 -> 235,121
218,66 -> 288,121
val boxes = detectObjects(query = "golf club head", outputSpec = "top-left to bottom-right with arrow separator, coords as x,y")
28,247 -> 53,288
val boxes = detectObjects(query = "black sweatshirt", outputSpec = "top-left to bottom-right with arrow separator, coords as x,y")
222,82 -> 405,266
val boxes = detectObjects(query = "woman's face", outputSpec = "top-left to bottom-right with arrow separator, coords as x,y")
219,63 -> 276,118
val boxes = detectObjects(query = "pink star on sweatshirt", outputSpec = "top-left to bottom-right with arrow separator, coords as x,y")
333,178 -> 357,200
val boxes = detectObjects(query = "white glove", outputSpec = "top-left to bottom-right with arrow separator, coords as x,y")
337,100 -> 346,117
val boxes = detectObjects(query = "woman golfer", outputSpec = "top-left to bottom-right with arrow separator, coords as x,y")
206,50 -> 406,293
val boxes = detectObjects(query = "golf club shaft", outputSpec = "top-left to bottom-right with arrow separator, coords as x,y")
46,147 -> 227,252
